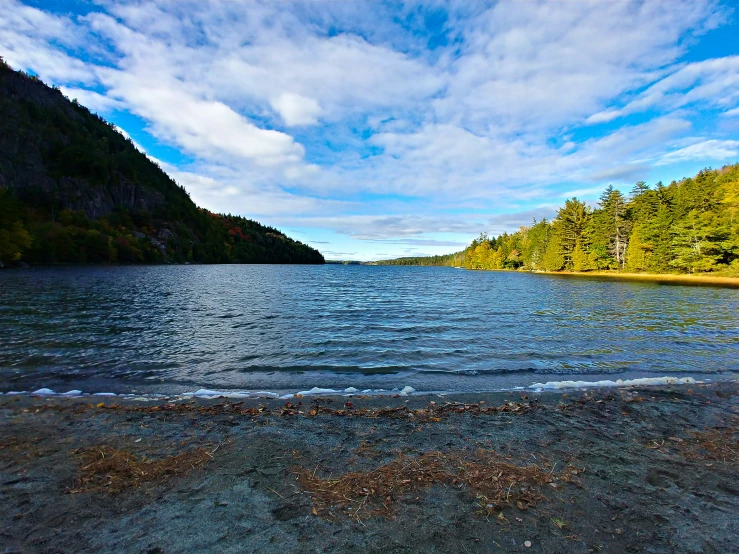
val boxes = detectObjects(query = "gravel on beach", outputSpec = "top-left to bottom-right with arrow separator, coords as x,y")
1,381 -> 737,554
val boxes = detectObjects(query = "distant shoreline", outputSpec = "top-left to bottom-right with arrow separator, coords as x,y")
375,263 -> 739,288
532,270 -> 739,288
442,265 -> 739,288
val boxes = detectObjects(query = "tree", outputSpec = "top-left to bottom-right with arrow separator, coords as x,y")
571,238 -> 594,271
629,181 -> 659,225
540,231 -> 565,271
556,198 -> 590,268
520,219 -> 550,269
598,186 -> 629,269
0,188 -> 32,264
625,224 -> 649,272
670,210 -> 729,273
470,241 -> 492,269
489,247 -> 505,269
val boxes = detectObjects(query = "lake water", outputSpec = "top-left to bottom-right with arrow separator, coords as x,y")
1,265 -> 737,396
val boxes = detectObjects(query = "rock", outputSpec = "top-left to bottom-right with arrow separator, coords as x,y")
157,228 -> 175,241
149,237 -> 167,254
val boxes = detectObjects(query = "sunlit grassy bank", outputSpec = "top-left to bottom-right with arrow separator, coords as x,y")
535,270 -> 739,288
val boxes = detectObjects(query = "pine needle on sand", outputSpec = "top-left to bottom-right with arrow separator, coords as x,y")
298,449 -> 579,520
69,445 -> 211,494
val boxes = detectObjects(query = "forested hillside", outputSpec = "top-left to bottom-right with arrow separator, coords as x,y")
0,59 -> 323,266
379,164 -> 739,275
374,253 -> 464,266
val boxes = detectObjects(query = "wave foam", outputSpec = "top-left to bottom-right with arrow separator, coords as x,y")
3,377 -> 710,400
296,387 -> 338,396
530,376 -> 697,391
182,389 -> 279,399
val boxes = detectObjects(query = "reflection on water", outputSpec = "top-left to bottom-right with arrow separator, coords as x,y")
0,265 -> 737,394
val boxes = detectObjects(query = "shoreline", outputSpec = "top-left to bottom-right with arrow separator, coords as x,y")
372,264 -> 739,288
3,374 -> 730,401
533,270 -> 739,288
2,381 -> 737,553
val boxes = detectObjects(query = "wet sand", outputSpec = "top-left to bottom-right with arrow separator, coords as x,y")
1,382 -> 737,554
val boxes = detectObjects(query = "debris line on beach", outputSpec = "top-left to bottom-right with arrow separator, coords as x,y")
69,445 -> 211,494
297,449 -> 579,520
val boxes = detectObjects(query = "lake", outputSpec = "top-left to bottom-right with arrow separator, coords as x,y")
1,265 -> 737,396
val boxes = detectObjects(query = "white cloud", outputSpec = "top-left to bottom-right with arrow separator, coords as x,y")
109,77 -> 305,167
585,165 -> 652,184
439,0 -> 721,133
655,139 -> 739,165
587,56 -> 739,124
59,86 -> 124,111
270,92 -> 322,126
0,1 -> 96,83
294,214 -> 485,240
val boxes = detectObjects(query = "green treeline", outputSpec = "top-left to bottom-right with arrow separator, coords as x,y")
0,192 -> 325,265
0,60 -> 323,266
374,253 -> 464,266
380,164 -> 739,275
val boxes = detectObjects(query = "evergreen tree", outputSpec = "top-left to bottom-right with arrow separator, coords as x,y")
520,219 -> 550,269
540,231 -> 565,271
645,206 -> 674,273
625,224 -> 649,272
598,186 -> 629,269
571,238 -> 594,271
556,198 -> 590,268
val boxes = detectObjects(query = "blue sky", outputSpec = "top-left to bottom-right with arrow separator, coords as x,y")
2,0 -> 738,260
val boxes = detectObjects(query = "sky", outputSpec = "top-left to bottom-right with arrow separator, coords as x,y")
1,0 -> 739,261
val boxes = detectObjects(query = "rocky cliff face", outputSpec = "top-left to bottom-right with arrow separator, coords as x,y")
0,67 -> 164,218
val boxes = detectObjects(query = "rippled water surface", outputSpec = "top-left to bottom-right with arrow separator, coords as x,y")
1,265 -> 738,394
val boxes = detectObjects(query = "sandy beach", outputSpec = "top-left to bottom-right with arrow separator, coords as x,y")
1,381 -> 737,553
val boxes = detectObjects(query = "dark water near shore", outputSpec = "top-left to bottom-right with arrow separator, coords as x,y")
1,265 -> 738,395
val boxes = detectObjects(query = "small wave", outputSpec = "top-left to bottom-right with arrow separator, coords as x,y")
529,376 -> 698,391
4,385 -> 419,400
182,389 -> 279,399
3,378 -> 723,401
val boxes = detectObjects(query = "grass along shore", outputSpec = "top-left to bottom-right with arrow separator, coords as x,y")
453,265 -> 739,288
532,270 -> 739,288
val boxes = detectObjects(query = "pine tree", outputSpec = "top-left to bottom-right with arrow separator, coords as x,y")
645,206 -> 673,273
599,186 -> 629,269
625,224 -> 649,272
520,219 -> 550,269
669,210 -> 727,273
571,238 -> 593,271
556,198 -> 590,268
540,231 -> 565,271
